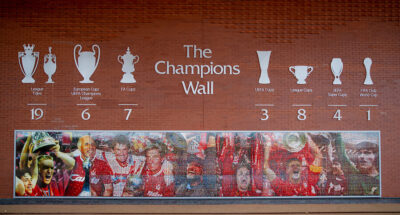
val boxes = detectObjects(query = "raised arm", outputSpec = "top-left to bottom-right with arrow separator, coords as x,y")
51,144 -> 75,170
307,135 -> 323,168
263,135 -> 276,182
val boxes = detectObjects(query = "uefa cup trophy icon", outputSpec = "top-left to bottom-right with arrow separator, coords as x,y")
74,44 -> 100,83
363,57 -> 373,85
257,51 -> 271,84
43,47 -> 56,83
289,65 -> 313,84
331,58 -> 343,85
18,44 -> 39,83
118,47 -> 139,83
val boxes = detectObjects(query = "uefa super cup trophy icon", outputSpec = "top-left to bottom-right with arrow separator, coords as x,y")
18,44 -> 39,83
331,58 -> 343,85
74,44 -> 100,83
43,47 -> 56,83
118,47 -> 139,83
257,51 -> 271,84
289,65 -> 313,84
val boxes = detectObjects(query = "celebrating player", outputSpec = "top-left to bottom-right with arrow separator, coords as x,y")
142,144 -> 174,197
176,158 -> 208,197
64,135 -> 97,196
99,135 -> 145,197
263,133 -> 322,196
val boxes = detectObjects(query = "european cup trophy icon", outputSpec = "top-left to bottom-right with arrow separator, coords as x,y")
43,47 -> 56,83
331,58 -> 343,85
18,44 -> 39,83
118,47 -> 139,83
74,44 -> 100,83
257,51 -> 271,84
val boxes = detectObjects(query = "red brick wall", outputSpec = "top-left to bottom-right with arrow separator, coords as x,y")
1,0 -> 399,198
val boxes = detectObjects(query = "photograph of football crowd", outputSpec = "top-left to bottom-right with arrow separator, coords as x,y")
14,131 -> 380,197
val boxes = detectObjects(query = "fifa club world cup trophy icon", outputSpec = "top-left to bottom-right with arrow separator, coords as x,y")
289,65 -> 313,84
74,44 -> 100,83
331,58 -> 343,85
43,47 -> 56,83
257,51 -> 271,84
18,44 -> 39,83
363,57 -> 373,85
118,47 -> 139,83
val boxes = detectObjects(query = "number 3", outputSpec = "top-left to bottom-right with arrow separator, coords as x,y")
261,109 -> 269,120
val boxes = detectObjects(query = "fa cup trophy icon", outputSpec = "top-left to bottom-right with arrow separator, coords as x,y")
43,47 -> 56,83
257,51 -> 271,84
74,44 -> 100,83
363,57 -> 373,85
18,44 -> 39,83
331,58 -> 343,85
118,47 -> 139,83
289,65 -> 313,84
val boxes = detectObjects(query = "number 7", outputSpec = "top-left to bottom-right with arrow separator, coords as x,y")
124,109 -> 133,120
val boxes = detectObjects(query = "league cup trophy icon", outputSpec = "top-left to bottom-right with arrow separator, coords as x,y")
74,44 -> 100,83
257,51 -> 271,84
289,65 -> 313,84
18,44 -> 39,83
43,47 -> 56,83
363,57 -> 373,85
331,58 -> 343,85
118,47 -> 139,83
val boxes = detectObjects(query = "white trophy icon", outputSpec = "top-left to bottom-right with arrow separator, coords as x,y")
74,44 -> 100,83
118,47 -> 139,83
363,57 -> 373,85
289,65 -> 313,84
331,58 -> 343,85
43,47 -> 56,83
257,51 -> 271,84
18,44 -> 39,83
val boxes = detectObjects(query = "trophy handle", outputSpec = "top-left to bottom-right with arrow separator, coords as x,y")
18,52 -> 27,76
74,44 -> 82,70
289,66 -> 295,75
32,52 -> 39,76
307,66 -> 313,75
92,44 -> 100,71
133,55 -> 139,64
117,55 -> 123,64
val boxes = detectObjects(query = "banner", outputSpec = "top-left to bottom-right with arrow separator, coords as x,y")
14,130 -> 380,198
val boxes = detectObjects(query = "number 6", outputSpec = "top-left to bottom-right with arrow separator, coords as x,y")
81,109 -> 90,120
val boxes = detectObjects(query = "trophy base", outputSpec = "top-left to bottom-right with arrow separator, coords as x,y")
80,79 -> 94,84
296,80 -> 306,84
333,79 -> 342,85
121,74 -> 136,84
258,76 -> 270,84
22,76 -> 35,84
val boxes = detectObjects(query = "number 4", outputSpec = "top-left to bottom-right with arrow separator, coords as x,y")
333,109 -> 342,120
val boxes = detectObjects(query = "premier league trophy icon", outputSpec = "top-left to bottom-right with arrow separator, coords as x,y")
289,65 -> 313,84
257,51 -> 271,84
118,47 -> 139,84
18,44 -> 39,83
74,44 -> 100,83
363,57 -> 373,85
331,58 -> 343,85
43,47 -> 56,83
